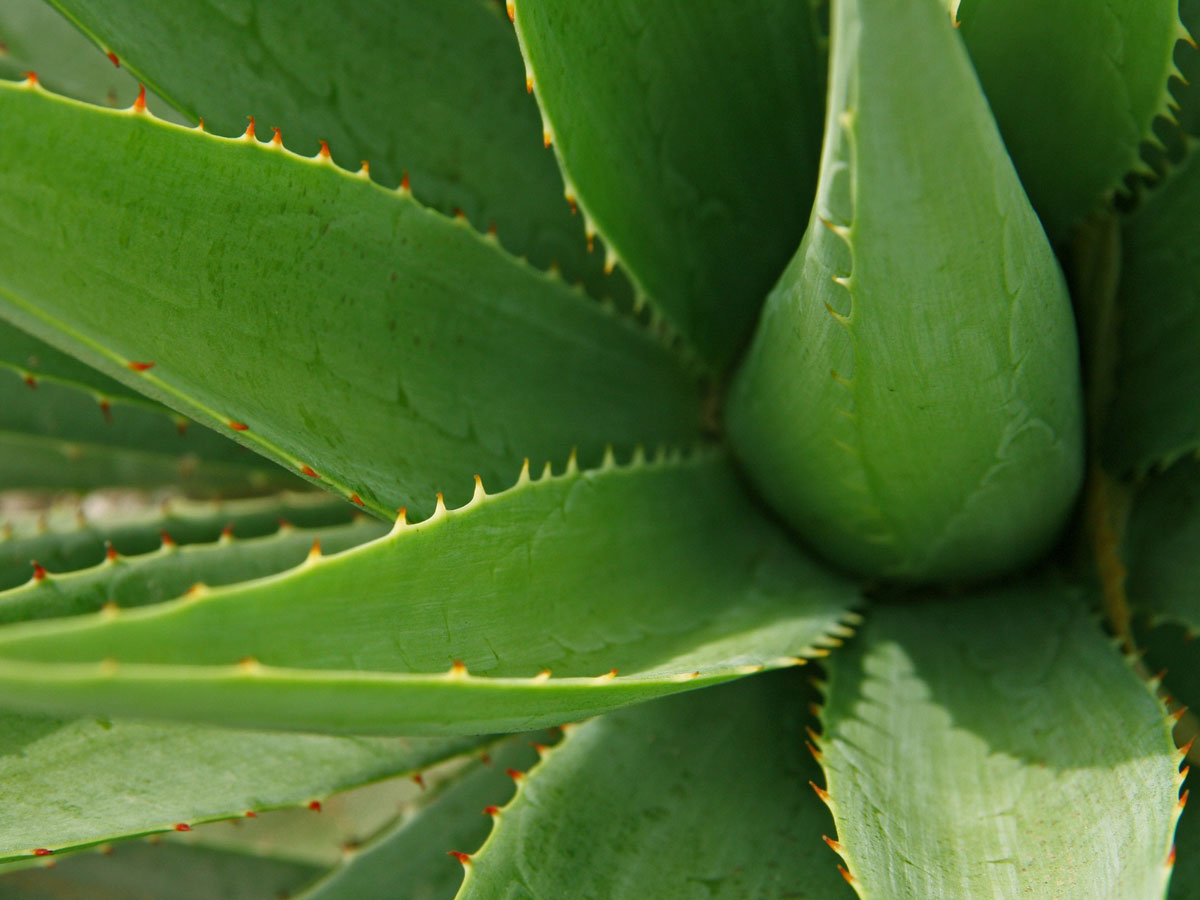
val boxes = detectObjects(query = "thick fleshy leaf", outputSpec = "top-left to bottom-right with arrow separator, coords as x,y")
511,0 -> 825,366
817,585 -> 1183,899
0,490 -> 355,591
0,366 -> 297,496
1124,458 -> 1200,634
1104,146 -> 1200,474
0,841 -> 322,900
0,80 -> 702,519
0,451 -> 857,735
956,0 -> 1189,241
297,740 -> 540,900
0,711 -> 486,861
726,0 -> 1083,581
458,671 -> 852,900
0,514 -> 386,624
46,0 -> 616,295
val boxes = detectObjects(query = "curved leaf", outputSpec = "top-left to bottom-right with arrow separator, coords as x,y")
817,584 -> 1183,899
0,79 -> 702,521
458,671 -> 852,900
1104,145 -> 1200,474
0,490 -> 355,590
957,0 -> 1189,240
0,451 -> 857,735
512,0 -> 825,366
48,0 -> 617,296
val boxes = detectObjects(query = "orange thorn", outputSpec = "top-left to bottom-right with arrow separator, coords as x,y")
106,51 -> 119,67
128,360 -> 155,372
586,233 -> 594,253
23,71 -> 37,86
359,160 -> 370,175
447,851 -> 471,866
805,740 -> 822,762
809,781 -> 831,803
449,659 -> 468,676
244,810 -> 257,818
133,84 -> 146,113
197,117 -> 205,132
32,848 -> 52,857
99,399 -> 112,423
822,834 -> 843,853
525,76 -> 533,94
1173,706 -> 1190,723
530,742 -> 548,756
838,864 -> 856,885
349,493 -> 364,507
1169,844 -> 1178,866
412,773 -> 426,790
105,541 -> 118,562
228,420 -> 248,431
173,823 -> 191,832
159,530 -> 176,548
221,523 -> 235,539
301,465 -> 319,478
505,0 -> 514,22
1182,737 -> 1196,758
318,140 -> 331,159
244,116 -> 256,140
1181,789 -> 1190,810
400,171 -> 411,192
271,126 -> 282,147
307,538 -> 321,560
308,800 -> 322,812
543,130 -> 552,149
566,195 -> 577,214
22,374 -> 36,389
482,805 -> 500,817
487,221 -> 498,237
31,561 -> 47,582
505,768 -> 524,782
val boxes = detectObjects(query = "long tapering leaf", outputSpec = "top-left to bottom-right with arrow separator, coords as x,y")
0,79 -> 702,520
46,0 -> 616,295
1104,144 -> 1200,474
0,451 -> 857,734
511,0 -> 825,366
458,671 -> 852,900
817,584 -> 1183,899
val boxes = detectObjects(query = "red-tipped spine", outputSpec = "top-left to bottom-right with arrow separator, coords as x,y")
133,84 -> 146,113
447,851 -> 471,866
128,360 -> 155,372
106,51 -> 119,67
31,561 -> 47,582
318,140 -> 331,159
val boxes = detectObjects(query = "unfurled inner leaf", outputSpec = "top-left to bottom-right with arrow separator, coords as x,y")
727,0 -> 1083,581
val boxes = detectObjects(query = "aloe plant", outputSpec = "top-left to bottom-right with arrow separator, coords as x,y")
0,0 -> 1198,896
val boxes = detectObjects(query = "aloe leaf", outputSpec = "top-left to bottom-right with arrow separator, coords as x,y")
0,710 -> 488,861
0,0 -> 179,119
817,584 -> 1183,899
0,515 -> 386,624
0,490 -> 354,591
511,0 -> 825,367
0,80 -> 702,521
726,0 -> 1084,581
0,451 -> 857,735
1104,145 -> 1200,474
1123,458 -> 1200,634
457,671 -> 850,900
297,740 -> 540,900
46,0 -> 615,296
0,367 -> 297,496
0,841 -> 323,900
956,0 -> 1190,241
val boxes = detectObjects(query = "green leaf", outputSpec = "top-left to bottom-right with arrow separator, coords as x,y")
817,584 -> 1183,899
0,841 -> 322,900
0,451 -> 857,735
47,0 -> 617,296
1124,458 -> 1200,634
0,711 -> 487,861
0,490 -> 356,591
297,739 -> 540,900
458,671 -> 852,900
0,514 -> 386,625
0,80 -> 703,520
0,366 -> 298,496
511,0 -> 825,366
1104,146 -> 1200,474
956,0 -> 1189,241
726,0 -> 1084,581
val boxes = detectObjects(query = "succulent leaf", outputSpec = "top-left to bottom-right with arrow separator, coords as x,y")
0,490 -> 356,591
727,0 -> 1084,581
457,671 -> 851,900
0,451 -> 857,734
44,0 -> 614,295
0,514 -> 386,624
511,0 -> 826,367
956,0 -> 1190,240
0,79 -> 703,520
296,739 -> 540,900
1105,144 -> 1200,474
0,711 -> 488,861
818,585 -> 1183,898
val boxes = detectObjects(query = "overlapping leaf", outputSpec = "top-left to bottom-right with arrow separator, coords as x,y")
0,80 -> 703,519
459,671 -> 851,900
0,451 -> 857,734
816,584 -> 1183,899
